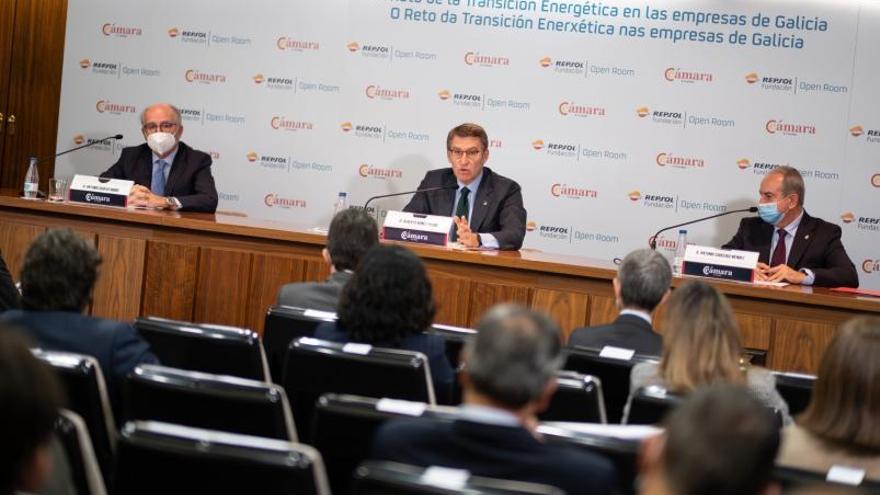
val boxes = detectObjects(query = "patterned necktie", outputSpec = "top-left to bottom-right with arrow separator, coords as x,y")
770,229 -> 787,266
152,160 -> 168,196
451,187 -> 470,242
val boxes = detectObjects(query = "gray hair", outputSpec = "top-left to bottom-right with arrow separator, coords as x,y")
140,103 -> 182,126
618,249 -> 672,312
464,305 -> 563,408
770,165 -> 805,207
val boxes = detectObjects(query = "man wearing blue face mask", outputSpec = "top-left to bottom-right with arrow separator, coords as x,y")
722,166 -> 858,287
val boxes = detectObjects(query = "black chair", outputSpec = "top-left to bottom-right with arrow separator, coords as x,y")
311,394 -> 459,495
774,465 -> 880,493
263,305 -> 336,381
282,337 -> 435,440
539,371 -> 607,423
562,346 -> 660,423
134,316 -> 270,381
33,350 -> 115,487
353,460 -> 565,495
425,323 -> 477,405
626,385 -> 684,425
121,364 -> 297,441
773,371 -> 816,416
54,409 -> 107,495
114,420 -> 330,495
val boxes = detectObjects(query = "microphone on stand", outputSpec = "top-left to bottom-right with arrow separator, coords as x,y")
649,206 -> 759,250
33,134 -> 124,163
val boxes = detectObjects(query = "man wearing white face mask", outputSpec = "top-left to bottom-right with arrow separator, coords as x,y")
100,102 -> 218,212
722,166 -> 858,287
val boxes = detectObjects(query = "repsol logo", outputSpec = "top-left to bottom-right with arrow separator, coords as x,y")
754,162 -> 780,170
355,125 -> 382,133
644,195 -> 674,203
267,77 -> 293,85
858,217 -> 880,225
547,143 -> 576,151
181,31 -> 207,38
454,94 -> 482,102
362,45 -> 389,53
540,226 -> 569,234
261,156 -> 287,163
653,111 -> 682,119
93,62 -> 117,70
555,61 -> 584,68
762,77 -> 792,85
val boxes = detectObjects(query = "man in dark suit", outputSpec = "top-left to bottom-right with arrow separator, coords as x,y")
722,166 -> 858,287
372,305 -> 617,495
403,123 -> 526,250
0,251 -> 19,311
0,229 -> 158,413
569,249 -> 671,355
101,102 -> 218,212
276,208 -> 378,312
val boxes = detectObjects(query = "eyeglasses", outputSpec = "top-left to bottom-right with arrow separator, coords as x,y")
448,147 -> 483,159
142,121 -> 179,133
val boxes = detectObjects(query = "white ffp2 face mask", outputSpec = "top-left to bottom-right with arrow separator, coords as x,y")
146,132 -> 177,156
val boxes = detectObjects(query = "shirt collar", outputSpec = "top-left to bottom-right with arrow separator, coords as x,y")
457,170 -> 484,195
619,309 -> 653,325
780,210 -> 804,236
458,404 -> 520,427
152,147 -> 178,167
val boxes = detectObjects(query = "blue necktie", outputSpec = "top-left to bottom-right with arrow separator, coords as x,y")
152,160 -> 168,196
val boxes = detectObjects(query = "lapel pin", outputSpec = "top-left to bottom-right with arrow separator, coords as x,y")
804,235 -> 809,240
482,201 -> 488,206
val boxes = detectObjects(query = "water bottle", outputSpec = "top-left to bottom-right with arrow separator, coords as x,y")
332,192 -> 347,218
23,157 -> 39,199
673,229 -> 687,276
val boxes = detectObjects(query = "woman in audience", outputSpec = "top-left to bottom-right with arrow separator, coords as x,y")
624,280 -> 791,424
777,316 -> 880,479
314,244 -> 454,399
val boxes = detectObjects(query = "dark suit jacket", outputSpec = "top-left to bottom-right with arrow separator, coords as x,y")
722,212 -> 858,288
569,314 -> 662,356
0,251 -> 19,311
403,167 -> 527,250
101,141 -> 218,212
276,271 -> 351,313
372,417 -> 617,495
0,309 -> 159,413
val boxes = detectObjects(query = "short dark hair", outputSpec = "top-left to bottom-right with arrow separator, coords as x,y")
618,249 -> 671,312
327,208 -> 379,271
337,245 -> 435,344
446,123 -> 488,151
465,305 -> 563,408
20,229 -> 102,312
0,327 -> 64,493
662,385 -> 780,495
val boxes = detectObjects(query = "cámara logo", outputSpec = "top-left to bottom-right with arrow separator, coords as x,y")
664,67 -> 713,83
558,102 -> 605,117
365,85 -> 410,100
532,140 -> 545,150
359,164 -> 403,179
102,23 -> 142,37
656,152 -> 705,169
270,117 -> 313,131
766,120 -> 816,136
551,183 -> 598,199
277,37 -> 320,51
264,193 -> 306,208
863,259 -> 880,274
185,70 -> 227,84
95,99 -> 135,114
464,51 -> 509,67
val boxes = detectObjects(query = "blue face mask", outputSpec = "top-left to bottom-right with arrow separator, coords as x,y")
757,202 -> 783,225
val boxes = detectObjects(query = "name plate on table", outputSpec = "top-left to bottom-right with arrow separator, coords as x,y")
382,210 -> 454,247
68,175 -> 133,207
682,245 -> 759,283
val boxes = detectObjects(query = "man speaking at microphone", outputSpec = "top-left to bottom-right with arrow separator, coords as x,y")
403,123 -> 526,250
100,102 -> 218,212
722,166 -> 858,287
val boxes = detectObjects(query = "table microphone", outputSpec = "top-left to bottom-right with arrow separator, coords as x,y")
649,206 -> 759,250
32,133 -> 124,163
363,184 -> 458,212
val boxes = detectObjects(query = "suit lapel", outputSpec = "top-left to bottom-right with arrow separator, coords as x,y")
436,171 -> 457,216
164,143 -> 186,193
469,168 -> 493,231
137,146 -> 154,187
756,222 -> 774,264
787,212 -> 815,269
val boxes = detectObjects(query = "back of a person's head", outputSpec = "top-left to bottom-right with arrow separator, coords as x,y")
326,208 -> 379,271
799,316 -> 880,453
661,385 -> 780,495
20,228 -> 102,312
618,249 -> 671,312
0,327 -> 64,494
464,305 -> 563,409
338,245 -> 435,343
660,280 -> 744,392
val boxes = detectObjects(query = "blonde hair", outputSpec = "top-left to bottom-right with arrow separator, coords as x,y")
659,280 -> 746,392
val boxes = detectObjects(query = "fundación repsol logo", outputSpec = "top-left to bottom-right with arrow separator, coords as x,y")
850,125 -> 864,137
526,221 -> 537,232
737,159 -> 751,170
270,117 -> 313,131
656,152 -> 705,169
95,99 -> 135,114
629,190 -> 675,210
276,37 -> 319,51
365,85 -> 410,100
185,70 -> 227,84
849,124 -> 880,143
872,174 -> 880,188
550,183 -> 598,199
840,212 -> 855,224
628,190 -> 641,201
766,120 -> 816,136
863,259 -> 880,274
745,72 -> 794,91
664,67 -> 713,83
558,102 -> 606,117
359,164 -> 402,179
347,41 -> 391,58
636,106 -> 684,125
532,140 -> 545,150
539,56 -> 586,75
101,23 -> 142,37
264,193 -> 306,208
464,51 -> 509,67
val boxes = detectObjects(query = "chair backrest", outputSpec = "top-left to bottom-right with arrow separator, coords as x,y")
33,349 -> 115,487
311,394 -> 459,495
134,316 -> 269,381
425,323 -> 477,405
121,364 -> 297,441
282,337 -> 435,440
114,421 -> 330,495
539,371 -> 607,423
774,465 -> 880,493
772,371 -> 816,416
353,460 -> 565,495
263,305 -> 336,381
562,345 -> 659,423
627,385 -> 684,425
54,409 -> 107,495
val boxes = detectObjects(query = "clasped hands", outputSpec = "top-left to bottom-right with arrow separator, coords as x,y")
453,216 -> 481,248
754,262 -> 806,284
129,185 -> 170,209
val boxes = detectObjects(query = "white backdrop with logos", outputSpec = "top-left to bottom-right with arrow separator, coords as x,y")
54,0 -> 880,288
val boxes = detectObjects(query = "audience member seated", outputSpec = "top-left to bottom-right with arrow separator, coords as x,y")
569,249 -> 671,355
0,229 -> 158,413
371,304 -> 617,495
625,280 -> 791,424
276,208 -> 378,312
0,327 -> 65,495
777,316 -> 880,479
638,385 -> 781,495
314,244 -> 454,396
0,251 -> 19,312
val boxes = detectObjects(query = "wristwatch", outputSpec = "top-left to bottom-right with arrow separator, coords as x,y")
164,197 -> 175,209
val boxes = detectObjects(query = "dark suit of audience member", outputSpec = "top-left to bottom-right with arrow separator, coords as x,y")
569,249 -> 670,356
276,208 -> 378,312
373,305 -> 617,495
0,251 -> 19,311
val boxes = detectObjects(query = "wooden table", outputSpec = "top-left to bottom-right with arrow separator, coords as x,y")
1,195 -> 877,373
